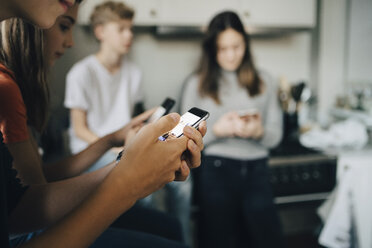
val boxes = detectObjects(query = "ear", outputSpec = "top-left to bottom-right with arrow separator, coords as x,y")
94,24 -> 104,41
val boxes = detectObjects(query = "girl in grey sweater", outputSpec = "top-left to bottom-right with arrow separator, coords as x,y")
181,11 -> 284,248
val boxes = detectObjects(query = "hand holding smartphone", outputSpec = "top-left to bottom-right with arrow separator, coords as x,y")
146,98 -> 176,123
159,107 -> 209,141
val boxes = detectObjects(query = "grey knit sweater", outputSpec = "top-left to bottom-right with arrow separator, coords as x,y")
181,70 -> 283,160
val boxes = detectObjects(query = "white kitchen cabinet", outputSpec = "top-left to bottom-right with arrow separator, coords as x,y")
77,0 -> 103,25
77,0 -> 316,28
158,0 -> 239,26
124,0 -> 162,26
239,0 -> 316,27
77,0 -> 162,25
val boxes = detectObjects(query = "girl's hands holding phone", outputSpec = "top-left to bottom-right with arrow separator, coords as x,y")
234,113 -> 264,139
176,121 -> 207,181
213,112 -> 240,137
112,113 -> 205,200
213,111 -> 264,139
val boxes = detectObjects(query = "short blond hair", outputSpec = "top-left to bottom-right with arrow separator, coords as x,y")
90,1 -> 134,28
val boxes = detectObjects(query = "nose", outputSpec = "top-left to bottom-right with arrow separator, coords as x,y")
226,48 -> 235,61
64,31 -> 74,48
127,30 -> 134,40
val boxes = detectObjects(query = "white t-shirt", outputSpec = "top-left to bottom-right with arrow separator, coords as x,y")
64,55 -> 143,154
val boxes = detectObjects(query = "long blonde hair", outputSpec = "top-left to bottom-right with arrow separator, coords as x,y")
0,18 -> 49,132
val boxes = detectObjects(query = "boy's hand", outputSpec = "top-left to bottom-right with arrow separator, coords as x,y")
108,108 -> 156,147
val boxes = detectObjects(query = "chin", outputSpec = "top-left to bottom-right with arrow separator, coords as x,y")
223,66 -> 239,72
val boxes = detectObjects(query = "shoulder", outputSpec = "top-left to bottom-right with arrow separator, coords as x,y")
183,73 -> 200,91
258,70 -> 278,93
0,72 -> 22,105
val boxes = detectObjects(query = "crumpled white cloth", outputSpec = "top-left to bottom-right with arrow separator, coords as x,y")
300,119 -> 368,150
318,169 -> 354,248
318,160 -> 372,248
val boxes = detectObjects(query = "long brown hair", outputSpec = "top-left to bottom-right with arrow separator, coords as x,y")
0,18 -> 49,132
198,11 -> 262,104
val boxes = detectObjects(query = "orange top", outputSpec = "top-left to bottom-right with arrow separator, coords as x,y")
0,64 -> 29,144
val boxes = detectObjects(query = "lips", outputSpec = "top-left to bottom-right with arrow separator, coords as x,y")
55,52 -> 64,58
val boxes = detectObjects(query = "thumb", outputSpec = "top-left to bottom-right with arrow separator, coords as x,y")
150,113 -> 180,140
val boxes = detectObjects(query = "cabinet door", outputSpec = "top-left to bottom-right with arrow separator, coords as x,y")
77,0 -> 162,26
125,0 -> 162,26
77,0 -> 104,25
239,0 -> 316,27
160,0 -> 239,26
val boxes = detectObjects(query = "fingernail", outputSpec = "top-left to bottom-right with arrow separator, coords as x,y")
182,162 -> 189,170
184,126 -> 192,135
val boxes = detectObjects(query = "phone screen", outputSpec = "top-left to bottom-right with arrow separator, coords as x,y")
158,108 -> 208,141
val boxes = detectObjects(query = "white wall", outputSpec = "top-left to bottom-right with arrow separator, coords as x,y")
316,0 -> 348,124
50,28 -> 312,112
347,0 -> 372,84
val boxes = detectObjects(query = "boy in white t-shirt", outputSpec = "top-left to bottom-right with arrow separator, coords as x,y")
64,1 -> 144,171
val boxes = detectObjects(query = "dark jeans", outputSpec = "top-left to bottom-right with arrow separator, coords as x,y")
111,203 -> 184,242
90,228 -> 188,248
197,155 -> 284,248
10,204 -> 186,248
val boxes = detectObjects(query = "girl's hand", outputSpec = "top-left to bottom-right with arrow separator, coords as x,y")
234,114 -> 264,139
176,121 -> 207,181
212,112 -> 240,138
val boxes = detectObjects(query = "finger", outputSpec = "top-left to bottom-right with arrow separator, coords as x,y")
230,111 -> 241,119
183,125 -> 204,150
174,161 -> 190,181
148,113 -> 180,140
166,135 -> 189,153
198,121 -> 207,137
186,139 -> 201,168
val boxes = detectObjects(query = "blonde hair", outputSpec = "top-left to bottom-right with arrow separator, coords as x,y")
90,1 -> 134,28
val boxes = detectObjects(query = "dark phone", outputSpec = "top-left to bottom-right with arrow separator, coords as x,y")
159,107 -> 209,141
146,98 -> 176,123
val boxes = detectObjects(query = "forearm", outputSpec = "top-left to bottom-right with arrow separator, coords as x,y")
19,166 -> 138,248
75,126 -> 99,144
44,135 -> 115,181
9,163 -> 115,234
8,140 -> 47,185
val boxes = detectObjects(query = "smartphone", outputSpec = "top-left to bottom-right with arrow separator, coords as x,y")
159,107 -> 209,141
146,98 -> 176,123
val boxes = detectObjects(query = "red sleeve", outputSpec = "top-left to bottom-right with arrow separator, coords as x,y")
0,68 -> 29,144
